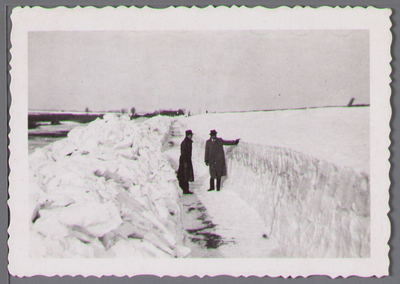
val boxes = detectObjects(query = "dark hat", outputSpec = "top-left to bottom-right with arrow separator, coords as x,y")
209,129 -> 217,136
185,130 -> 193,136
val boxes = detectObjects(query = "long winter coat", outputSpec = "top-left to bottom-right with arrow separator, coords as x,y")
204,138 -> 238,179
177,136 -> 194,182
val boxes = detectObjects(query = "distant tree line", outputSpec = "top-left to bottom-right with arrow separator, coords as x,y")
28,107 -> 186,129
130,108 -> 185,119
97,106 -> 186,119
28,112 -> 104,129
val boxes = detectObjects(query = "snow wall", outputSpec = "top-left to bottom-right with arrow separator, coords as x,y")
29,115 -> 190,258
191,139 -> 370,258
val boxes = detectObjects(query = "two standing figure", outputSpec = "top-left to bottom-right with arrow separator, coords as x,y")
177,129 -> 240,194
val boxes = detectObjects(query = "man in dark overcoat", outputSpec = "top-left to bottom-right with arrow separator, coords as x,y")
177,130 -> 194,195
204,129 -> 240,192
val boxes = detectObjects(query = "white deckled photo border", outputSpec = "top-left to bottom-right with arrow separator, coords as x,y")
8,6 -> 392,278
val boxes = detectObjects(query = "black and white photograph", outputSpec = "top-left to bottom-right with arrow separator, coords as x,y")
8,6 -> 391,278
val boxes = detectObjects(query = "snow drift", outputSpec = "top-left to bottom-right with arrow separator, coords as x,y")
29,114 -> 190,258
224,143 -> 370,257
183,107 -> 370,258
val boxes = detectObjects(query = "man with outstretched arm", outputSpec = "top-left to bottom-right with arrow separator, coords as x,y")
177,130 -> 194,195
204,129 -> 240,192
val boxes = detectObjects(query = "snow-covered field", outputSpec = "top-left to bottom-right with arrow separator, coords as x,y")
29,107 -> 370,258
181,107 -> 370,257
183,107 -> 369,174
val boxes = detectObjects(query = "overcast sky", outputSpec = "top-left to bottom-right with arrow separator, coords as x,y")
28,30 -> 369,113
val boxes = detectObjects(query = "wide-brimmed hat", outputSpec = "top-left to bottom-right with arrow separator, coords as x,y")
209,129 -> 217,136
185,130 -> 193,136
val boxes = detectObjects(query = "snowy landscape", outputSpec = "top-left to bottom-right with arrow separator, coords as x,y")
22,27 -> 373,261
28,106 -> 370,258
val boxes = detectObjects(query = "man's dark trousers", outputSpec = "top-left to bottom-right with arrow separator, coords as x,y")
209,176 -> 222,191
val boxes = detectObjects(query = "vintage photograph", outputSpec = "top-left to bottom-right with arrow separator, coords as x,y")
8,6 -> 391,277
27,29 -> 370,259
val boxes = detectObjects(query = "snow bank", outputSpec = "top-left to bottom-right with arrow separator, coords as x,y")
29,114 -> 190,258
224,143 -> 370,258
182,108 -> 370,257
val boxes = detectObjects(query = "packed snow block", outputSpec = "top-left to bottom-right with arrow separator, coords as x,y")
141,116 -> 175,150
29,115 -> 190,258
222,142 -> 370,258
38,201 -> 123,237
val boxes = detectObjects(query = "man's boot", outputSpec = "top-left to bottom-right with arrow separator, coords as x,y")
207,178 -> 215,191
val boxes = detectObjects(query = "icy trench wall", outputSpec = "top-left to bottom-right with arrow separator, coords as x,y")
29,115 -> 190,258
192,139 -> 370,258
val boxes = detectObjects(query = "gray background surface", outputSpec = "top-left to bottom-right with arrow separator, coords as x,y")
2,0 -> 399,283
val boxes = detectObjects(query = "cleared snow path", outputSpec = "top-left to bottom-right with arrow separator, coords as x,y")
164,121 -> 280,258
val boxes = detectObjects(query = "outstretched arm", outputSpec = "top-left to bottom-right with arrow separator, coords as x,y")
221,138 -> 240,146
